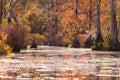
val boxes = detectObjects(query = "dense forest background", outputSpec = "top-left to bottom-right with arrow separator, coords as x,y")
0,0 -> 120,53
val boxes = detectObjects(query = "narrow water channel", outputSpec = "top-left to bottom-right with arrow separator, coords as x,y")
0,46 -> 120,80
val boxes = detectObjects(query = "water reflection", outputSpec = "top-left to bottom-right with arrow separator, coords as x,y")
0,46 -> 120,80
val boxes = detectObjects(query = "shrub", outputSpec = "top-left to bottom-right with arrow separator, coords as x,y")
92,33 -> 111,51
0,32 -> 12,55
0,43 -> 12,55
0,43 -> 7,54
62,37 -> 72,47
5,23 -> 25,52
24,33 -> 46,48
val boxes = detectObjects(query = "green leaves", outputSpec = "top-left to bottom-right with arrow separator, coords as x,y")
20,0 -> 28,5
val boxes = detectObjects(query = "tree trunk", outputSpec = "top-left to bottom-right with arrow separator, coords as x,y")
96,0 -> 104,43
8,0 -> 19,23
54,0 -> 58,45
55,0 -> 58,27
0,0 -> 2,24
110,0 -> 119,49
76,0 -> 78,18
89,0 -> 92,30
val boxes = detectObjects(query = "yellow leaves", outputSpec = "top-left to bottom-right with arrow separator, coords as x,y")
4,44 -> 12,54
25,4 -> 39,17
0,32 -> 12,54
2,18 -> 8,27
4,4 -> 9,8
25,33 -> 46,45
28,3 -> 38,11
24,25 -> 31,32
0,32 -> 8,43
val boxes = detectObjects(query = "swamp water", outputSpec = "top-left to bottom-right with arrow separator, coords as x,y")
0,46 -> 120,80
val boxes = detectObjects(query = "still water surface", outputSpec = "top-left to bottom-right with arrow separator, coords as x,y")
0,46 -> 120,80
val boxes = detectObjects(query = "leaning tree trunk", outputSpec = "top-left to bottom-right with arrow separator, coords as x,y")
8,0 -> 19,23
95,0 -> 104,43
109,0 -> 119,49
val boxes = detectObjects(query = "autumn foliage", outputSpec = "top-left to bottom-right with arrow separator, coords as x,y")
0,32 -> 12,54
0,0 -> 120,51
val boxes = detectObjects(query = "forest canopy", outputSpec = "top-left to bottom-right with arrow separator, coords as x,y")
0,0 -> 120,52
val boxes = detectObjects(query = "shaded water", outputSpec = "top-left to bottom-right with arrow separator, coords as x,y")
0,46 -> 120,80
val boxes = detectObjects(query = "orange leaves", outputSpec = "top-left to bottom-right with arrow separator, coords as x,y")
78,34 -> 87,39
14,6 -> 21,15
101,0 -> 109,9
63,10 -> 74,22
26,10 -> 35,16
65,10 -> 73,17
62,37 -> 71,45
78,14 -> 86,20
102,15 -> 110,20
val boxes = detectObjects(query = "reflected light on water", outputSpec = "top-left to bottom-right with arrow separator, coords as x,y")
0,46 -> 120,80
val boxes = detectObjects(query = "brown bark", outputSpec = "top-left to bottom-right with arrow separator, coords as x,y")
110,0 -> 119,49
8,0 -> 19,23
89,0 -> 92,30
75,0 -> 78,18
95,0 -> 104,43
0,0 -> 2,24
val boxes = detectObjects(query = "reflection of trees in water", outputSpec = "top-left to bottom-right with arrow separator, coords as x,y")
0,49 -> 120,80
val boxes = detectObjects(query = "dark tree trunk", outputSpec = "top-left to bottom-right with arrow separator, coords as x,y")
109,0 -> 119,49
50,0 -> 58,45
89,0 -> 92,30
8,0 -> 19,23
76,0 -> 78,18
0,0 -> 2,24
54,0 -> 58,45
96,0 -> 104,43
55,0 -> 58,21
72,34 -> 80,48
